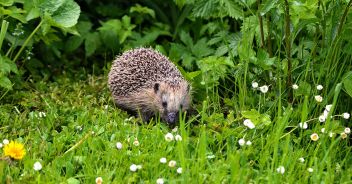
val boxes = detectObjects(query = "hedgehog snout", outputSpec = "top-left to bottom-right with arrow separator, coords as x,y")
166,112 -> 178,125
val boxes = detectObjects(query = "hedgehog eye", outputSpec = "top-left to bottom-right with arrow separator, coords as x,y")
154,83 -> 160,93
162,101 -> 167,108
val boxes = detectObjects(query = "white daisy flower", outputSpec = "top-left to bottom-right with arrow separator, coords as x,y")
33,161 -> 42,171
276,166 -> 285,174
310,133 -> 319,141
164,133 -> 174,142
177,167 -> 182,174
95,177 -> 103,184
168,160 -> 177,168
116,142 -> 123,150
314,95 -> 323,103
175,135 -> 182,141
342,113 -> 350,119
252,82 -> 259,89
259,85 -> 269,93
298,122 -> 308,129
156,178 -> 164,184
243,119 -> 255,129
316,85 -> 323,91
130,164 -> 137,172
292,84 -> 299,90
160,157 -> 167,164
238,138 -> 245,146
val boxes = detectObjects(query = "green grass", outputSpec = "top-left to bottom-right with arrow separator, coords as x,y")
0,73 -> 351,184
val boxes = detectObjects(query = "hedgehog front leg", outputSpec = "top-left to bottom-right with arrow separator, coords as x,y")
137,110 -> 155,123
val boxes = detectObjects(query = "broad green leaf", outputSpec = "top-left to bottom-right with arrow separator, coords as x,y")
26,7 -> 40,21
85,32 -> 100,57
0,6 -> 27,23
0,0 -> 14,6
130,4 -> 155,18
38,0 -> 65,14
259,0 -> 279,15
0,57 -> 11,74
39,0 -> 80,28
50,0 -> 80,28
65,35 -> 84,52
66,177 -> 80,184
0,76 -> 12,90
185,71 -> 202,80
98,19 -> 121,49
76,21 -> 93,37
0,55 -> 17,74
342,71 -> 352,98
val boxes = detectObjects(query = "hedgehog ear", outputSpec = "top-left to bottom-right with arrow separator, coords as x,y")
154,83 -> 160,93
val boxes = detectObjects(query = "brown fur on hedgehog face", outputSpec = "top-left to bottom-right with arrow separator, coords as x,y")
115,80 -> 191,125
153,81 -> 191,125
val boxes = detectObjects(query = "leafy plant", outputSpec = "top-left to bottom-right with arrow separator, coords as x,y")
0,0 -> 80,92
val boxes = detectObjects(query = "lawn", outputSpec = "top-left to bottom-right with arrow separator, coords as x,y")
1,72 -> 351,183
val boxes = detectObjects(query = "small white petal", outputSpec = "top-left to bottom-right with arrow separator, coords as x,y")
175,135 -> 182,141
133,140 -> 140,146
95,177 -> 103,184
130,164 -> 137,172
136,165 -> 142,170
243,119 -> 255,129
316,85 -> 323,90
0,143 -> 3,148
164,133 -> 174,142
318,115 -> 326,122
298,122 -> 308,129
292,84 -> 299,90
342,113 -> 350,119
3,139 -> 9,145
160,157 -> 167,164
314,95 -> 323,103
321,128 -> 326,133
329,132 -> 335,138
310,133 -> 319,141
116,142 -> 123,150
252,82 -> 259,89
168,160 -> 177,168
238,138 -> 245,146
246,141 -> 252,146
276,166 -> 285,174
344,127 -> 351,134
156,178 -> 164,184
33,162 -> 42,171
298,157 -> 305,163
341,132 -> 347,139
172,127 -> 178,132
323,110 -> 329,118
325,104 -> 332,112
259,85 -> 269,93
307,168 -> 314,173
177,167 -> 183,174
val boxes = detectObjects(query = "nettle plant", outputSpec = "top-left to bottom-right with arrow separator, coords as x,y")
0,0 -> 80,92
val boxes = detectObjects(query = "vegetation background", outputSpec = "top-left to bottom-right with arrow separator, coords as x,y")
0,0 -> 352,183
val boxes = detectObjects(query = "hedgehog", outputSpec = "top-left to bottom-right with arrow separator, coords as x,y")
108,48 -> 191,126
